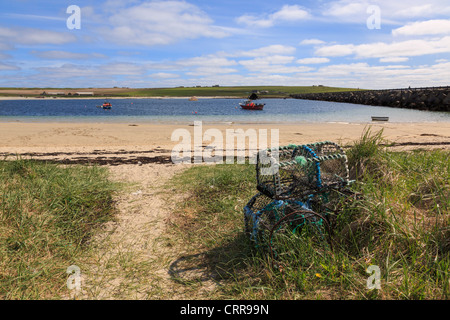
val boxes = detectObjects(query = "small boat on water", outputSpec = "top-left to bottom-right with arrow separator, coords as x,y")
102,101 -> 112,109
239,92 -> 265,110
371,116 -> 389,121
239,100 -> 265,110
188,96 -> 198,101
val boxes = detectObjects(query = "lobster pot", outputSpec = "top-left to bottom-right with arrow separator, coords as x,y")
257,142 -> 350,199
256,145 -> 319,199
244,192 -> 322,247
303,141 -> 349,189
244,193 -> 278,245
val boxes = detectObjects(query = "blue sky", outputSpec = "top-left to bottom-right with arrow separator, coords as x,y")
0,0 -> 449,89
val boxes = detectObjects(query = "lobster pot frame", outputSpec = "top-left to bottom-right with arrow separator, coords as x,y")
256,145 -> 319,199
302,141 -> 349,189
243,192 -> 323,247
256,142 -> 350,199
244,193 -> 280,246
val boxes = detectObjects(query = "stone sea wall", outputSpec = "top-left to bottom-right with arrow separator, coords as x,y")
290,86 -> 450,112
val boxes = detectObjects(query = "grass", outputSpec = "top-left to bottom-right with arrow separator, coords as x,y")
167,129 -> 450,299
0,86 -> 364,98
0,159 -> 118,299
114,86 -> 364,98
1,129 -> 447,300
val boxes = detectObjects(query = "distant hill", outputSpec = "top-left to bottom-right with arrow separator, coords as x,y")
0,86 -> 365,98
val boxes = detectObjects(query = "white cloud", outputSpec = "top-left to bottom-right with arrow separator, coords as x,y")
236,5 -> 309,28
186,67 -> 238,76
240,55 -> 295,66
324,1 -> 366,18
0,52 -> 12,60
299,39 -> 325,46
236,15 -> 274,28
34,62 -> 145,78
321,0 -> 450,24
0,27 -> 76,45
99,63 -> 146,75
0,62 -> 20,71
177,55 -> 237,67
239,55 -> 313,74
99,1 -> 229,46
315,44 -> 355,57
235,45 -> 297,57
379,57 -> 409,63
316,37 -> 450,58
270,5 -> 310,21
149,72 -> 180,79
392,19 -> 450,36
0,43 -> 13,51
297,57 -> 330,64
3,13 -> 66,22
149,54 -> 239,76
311,61 -> 450,88
396,4 -> 437,18
31,50 -> 106,60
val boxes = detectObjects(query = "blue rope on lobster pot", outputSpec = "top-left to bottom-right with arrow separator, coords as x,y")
243,193 -> 329,251
247,141 -> 352,255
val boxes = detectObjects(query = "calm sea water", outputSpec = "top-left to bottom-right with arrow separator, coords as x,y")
0,98 -> 448,123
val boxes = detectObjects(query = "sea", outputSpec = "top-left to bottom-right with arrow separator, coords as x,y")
0,98 -> 449,124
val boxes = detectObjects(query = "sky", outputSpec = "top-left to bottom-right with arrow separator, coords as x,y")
0,0 -> 449,89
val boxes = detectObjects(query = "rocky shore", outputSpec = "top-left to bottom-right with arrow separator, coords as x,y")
291,86 -> 450,112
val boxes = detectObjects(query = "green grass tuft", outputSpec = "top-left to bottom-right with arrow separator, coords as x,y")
0,159 -> 118,299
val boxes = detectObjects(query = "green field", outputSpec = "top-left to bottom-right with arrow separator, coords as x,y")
113,86 -> 364,98
0,86 -> 365,98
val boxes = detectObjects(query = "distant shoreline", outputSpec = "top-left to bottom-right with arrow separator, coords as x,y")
0,96 -> 243,100
0,85 -> 365,101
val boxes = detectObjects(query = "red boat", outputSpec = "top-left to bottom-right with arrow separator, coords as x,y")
102,101 -> 112,109
239,100 -> 264,110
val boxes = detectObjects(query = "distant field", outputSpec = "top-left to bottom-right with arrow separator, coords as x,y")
0,86 -> 365,98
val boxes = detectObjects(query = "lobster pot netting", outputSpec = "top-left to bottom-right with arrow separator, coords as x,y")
244,192 -> 326,248
256,145 -> 319,199
256,142 -> 349,199
302,141 -> 349,189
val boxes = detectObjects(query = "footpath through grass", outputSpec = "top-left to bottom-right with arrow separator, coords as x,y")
0,160 -> 118,299
167,130 -> 450,299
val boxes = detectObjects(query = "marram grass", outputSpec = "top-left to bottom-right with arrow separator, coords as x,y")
0,159 -> 118,299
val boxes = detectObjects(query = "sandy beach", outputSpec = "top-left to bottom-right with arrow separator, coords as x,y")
0,121 -> 449,157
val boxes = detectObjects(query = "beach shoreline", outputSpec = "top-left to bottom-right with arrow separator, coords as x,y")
1,121 -> 449,156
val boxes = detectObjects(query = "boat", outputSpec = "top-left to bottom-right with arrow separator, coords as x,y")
102,101 -> 112,109
371,116 -> 389,121
188,96 -> 198,101
239,92 -> 265,110
239,100 -> 265,110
